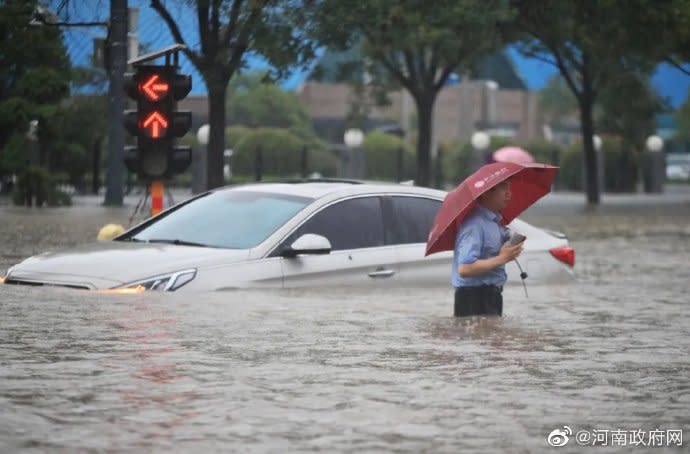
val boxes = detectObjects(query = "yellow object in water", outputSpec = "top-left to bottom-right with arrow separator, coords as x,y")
97,223 -> 125,241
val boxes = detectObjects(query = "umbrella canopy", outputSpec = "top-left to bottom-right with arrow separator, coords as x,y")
493,146 -> 535,164
425,162 -> 558,256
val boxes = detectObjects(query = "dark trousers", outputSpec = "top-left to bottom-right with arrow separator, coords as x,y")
454,285 -> 503,317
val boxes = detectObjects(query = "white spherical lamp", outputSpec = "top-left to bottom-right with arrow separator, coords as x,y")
197,124 -> 210,145
645,135 -> 664,153
593,134 -> 603,152
471,131 -> 490,151
344,128 -> 364,148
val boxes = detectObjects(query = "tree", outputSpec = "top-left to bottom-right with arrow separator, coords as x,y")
512,0 -> 674,204
151,0 -> 314,190
538,75 -> 578,125
226,72 -> 316,141
0,0 -> 70,167
597,72 -> 664,151
310,0 -> 513,187
676,93 -> 690,141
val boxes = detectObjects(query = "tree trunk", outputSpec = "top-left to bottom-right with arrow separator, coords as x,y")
579,91 -> 600,205
92,137 -> 102,195
414,95 -> 434,187
206,81 -> 228,190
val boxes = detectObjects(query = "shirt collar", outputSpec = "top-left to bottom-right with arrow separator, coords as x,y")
476,205 -> 502,223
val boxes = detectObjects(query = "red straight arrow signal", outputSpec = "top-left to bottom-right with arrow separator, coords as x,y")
142,111 -> 168,138
140,74 -> 169,101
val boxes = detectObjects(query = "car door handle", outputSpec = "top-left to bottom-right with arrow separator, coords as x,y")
368,268 -> 396,278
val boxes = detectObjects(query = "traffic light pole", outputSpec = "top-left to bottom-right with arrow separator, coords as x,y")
150,180 -> 164,216
104,0 -> 128,206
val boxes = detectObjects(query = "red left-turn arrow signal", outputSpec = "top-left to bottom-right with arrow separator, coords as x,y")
139,74 -> 170,101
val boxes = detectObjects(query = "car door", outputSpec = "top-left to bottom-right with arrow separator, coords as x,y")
383,195 -> 450,287
274,196 -> 400,288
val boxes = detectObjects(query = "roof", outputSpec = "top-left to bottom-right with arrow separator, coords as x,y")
215,180 -> 446,200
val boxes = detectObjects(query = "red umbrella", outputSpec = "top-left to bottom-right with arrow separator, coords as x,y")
425,162 -> 558,256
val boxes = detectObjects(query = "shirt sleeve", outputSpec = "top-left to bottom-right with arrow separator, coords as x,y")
455,224 -> 482,265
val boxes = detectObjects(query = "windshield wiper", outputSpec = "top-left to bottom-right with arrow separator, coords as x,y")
119,236 -> 145,242
146,238 -> 211,247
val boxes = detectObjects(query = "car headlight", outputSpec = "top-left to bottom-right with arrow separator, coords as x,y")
0,266 -> 13,284
116,269 -> 197,292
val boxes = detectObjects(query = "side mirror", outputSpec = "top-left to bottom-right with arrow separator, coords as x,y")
281,233 -> 332,258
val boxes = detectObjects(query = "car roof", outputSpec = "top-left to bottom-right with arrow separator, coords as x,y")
213,179 -> 447,200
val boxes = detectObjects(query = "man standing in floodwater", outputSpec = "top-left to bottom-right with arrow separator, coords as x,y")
452,180 -> 524,317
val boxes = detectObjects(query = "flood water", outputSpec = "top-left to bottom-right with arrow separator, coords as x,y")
1,190 -> 689,453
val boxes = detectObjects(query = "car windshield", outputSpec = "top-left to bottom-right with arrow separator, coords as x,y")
129,190 -> 313,249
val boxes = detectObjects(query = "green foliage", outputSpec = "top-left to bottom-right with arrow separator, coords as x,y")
45,97 -> 106,190
151,0 -> 316,189
440,141 -> 474,185
226,125 -> 253,148
310,0 -> 514,186
597,73 -> 663,148
12,166 -> 71,207
675,93 -> 690,141
556,137 -> 639,193
227,73 -> 316,140
362,131 -> 414,181
601,137 -> 638,193
0,0 -> 71,153
0,133 -> 31,176
557,146 -> 584,192
538,76 -> 578,124
231,128 -> 337,178
439,137 -> 590,191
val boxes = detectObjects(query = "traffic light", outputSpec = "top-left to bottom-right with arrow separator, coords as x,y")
123,65 -> 192,179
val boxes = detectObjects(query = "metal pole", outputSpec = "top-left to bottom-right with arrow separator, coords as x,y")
301,146 -> 308,178
255,145 -> 263,181
396,146 -> 404,182
104,0 -> 127,206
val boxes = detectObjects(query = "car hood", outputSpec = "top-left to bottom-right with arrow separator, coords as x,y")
7,241 -> 250,289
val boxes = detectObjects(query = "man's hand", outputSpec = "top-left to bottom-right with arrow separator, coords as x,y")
497,240 -> 524,265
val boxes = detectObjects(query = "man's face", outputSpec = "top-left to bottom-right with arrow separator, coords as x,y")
482,180 -> 512,211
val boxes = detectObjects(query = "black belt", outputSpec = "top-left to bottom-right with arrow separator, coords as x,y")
456,284 -> 503,293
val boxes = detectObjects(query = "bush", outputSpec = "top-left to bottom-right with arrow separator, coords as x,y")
362,131 -> 414,181
601,136 -> 638,193
556,146 -> 584,191
12,166 -> 71,207
440,141 -> 473,185
226,125 -> 252,149
232,128 -> 337,178
556,137 -> 639,193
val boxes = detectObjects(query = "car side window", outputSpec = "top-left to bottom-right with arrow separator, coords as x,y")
386,196 -> 441,244
281,197 -> 385,252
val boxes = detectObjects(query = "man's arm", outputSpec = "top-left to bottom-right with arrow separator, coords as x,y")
458,242 -> 523,277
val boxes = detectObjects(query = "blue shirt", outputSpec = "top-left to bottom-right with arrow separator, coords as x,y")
452,205 -> 509,288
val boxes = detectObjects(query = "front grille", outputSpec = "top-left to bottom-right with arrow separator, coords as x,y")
4,278 -> 90,290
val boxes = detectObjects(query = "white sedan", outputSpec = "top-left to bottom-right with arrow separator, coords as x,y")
2,181 -> 575,292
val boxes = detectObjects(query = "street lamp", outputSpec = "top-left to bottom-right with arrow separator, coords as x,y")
644,134 -> 665,193
470,131 -> 490,172
592,134 -> 605,194
343,128 -> 364,179
593,134 -> 602,152
645,135 -> 664,153
196,124 -> 209,145
192,124 -> 210,193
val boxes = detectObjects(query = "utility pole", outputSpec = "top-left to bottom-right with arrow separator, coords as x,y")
104,0 -> 127,206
